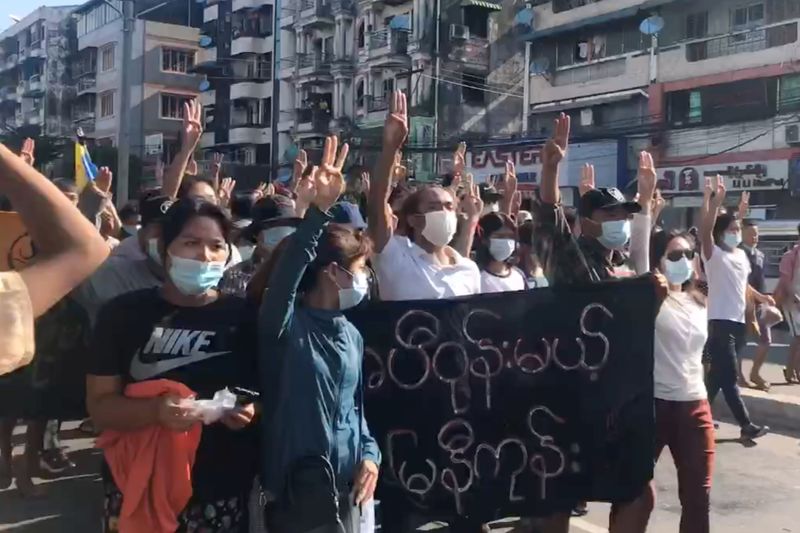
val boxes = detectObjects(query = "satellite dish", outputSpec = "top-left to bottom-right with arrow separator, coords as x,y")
199,35 -> 213,47
514,7 -> 534,26
199,79 -> 211,91
639,15 -> 664,35
530,57 -> 550,75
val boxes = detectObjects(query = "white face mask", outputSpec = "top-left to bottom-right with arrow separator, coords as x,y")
488,238 -> 516,262
421,210 -> 458,247
261,226 -> 296,251
338,271 -> 369,310
122,224 -> 140,237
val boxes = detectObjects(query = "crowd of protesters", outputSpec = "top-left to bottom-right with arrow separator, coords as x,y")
0,89 -> 793,533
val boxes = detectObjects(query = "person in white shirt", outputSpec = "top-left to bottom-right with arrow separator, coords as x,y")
367,91 -> 482,302
475,212 -> 526,293
700,176 -> 770,440
645,229 -> 714,533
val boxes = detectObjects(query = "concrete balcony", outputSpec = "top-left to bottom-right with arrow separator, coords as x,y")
296,53 -> 333,83
658,21 -> 800,83
73,109 -> 96,123
199,131 -> 216,148
193,47 -> 219,73
231,35 -> 274,56
367,29 -> 411,69
530,0 -> 656,39
1,54 -> 18,72
447,35 -> 489,72
529,53 -> 649,104
24,44 -> 45,62
204,3 -> 219,22
231,81 -> 273,100
295,108 -> 330,136
278,58 -> 295,79
330,0 -> 356,16
229,125 -> 271,144
366,95 -> 389,113
25,109 -> 42,126
24,74 -> 45,97
233,0 -> 273,11
200,89 -> 216,107
297,0 -> 333,28
331,55 -> 356,77
77,76 -> 97,95
0,86 -> 18,102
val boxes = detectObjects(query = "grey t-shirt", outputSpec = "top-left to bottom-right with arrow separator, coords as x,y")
74,257 -> 161,325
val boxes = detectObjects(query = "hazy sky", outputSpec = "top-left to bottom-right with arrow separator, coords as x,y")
1,0 -> 81,33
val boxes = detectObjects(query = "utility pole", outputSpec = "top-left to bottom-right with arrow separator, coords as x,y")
117,0 -> 134,205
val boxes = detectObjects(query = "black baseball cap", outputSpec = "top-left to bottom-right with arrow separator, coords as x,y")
140,195 -> 174,226
478,182 -> 503,203
251,195 -> 295,223
578,188 -> 641,218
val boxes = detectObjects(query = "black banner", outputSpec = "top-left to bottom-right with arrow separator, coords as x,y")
349,277 -> 656,522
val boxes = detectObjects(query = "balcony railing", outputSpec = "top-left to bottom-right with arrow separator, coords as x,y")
231,116 -> 271,128
246,61 -> 272,80
296,108 -> 330,129
331,0 -> 355,14
366,95 -> 389,113
552,57 -> 626,86
368,28 -> 409,54
299,0 -> 332,18
297,53 -> 331,74
73,108 -> 96,122
73,60 -> 96,78
686,21 -> 798,62
232,24 -> 273,39
78,77 -> 97,92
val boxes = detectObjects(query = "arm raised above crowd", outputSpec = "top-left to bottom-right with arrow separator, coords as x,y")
259,136 -> 347,340
539,113 -> 570,206
367,90 -> 408,253
162,100 -> 203,199
0,143 -> 109,317
701,175 -> 725,262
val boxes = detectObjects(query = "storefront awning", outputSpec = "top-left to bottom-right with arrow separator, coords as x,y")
530,88 -> 648,114
461,0 -> 502,11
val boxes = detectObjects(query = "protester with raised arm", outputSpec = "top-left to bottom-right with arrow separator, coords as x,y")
162,100 -> 215,202
0,142 -> 108,377
257,136 -> 380,533
368,91 -> 481,301
700,176 -> 770,441
527,114 -> 665,533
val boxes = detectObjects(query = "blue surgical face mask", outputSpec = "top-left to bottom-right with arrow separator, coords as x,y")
663,256 -> 694,286
337,268 -> 369,310
147,238 -> 163,265
597,219 -> 631,250
723,231 -> 742,249
168,254 -> 226,295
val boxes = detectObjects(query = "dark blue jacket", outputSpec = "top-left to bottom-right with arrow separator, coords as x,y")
258,206 -> 381,496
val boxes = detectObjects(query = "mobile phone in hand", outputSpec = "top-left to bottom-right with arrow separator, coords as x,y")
230,386 -> 260,406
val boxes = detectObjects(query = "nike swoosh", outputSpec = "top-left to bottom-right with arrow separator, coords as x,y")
130,349 -> 232,381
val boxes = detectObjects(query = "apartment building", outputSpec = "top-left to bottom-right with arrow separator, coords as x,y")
0,6 -> 78,137
72,0 -> 203,187
521,0 -> 800,209
195,0 -> 275,183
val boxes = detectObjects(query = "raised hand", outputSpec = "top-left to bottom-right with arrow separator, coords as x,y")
502,159 -> 518,214
95,166 -> 113,194
453,141 -> 467,177
579,163 -> 595,197
392,151 -> 408,183
511,191 -> 522,219
181,99 -> 203,150
313,135 -> 348,212
20,138 -> 35,167
218,177 -> 236,208
705,175 -> 726,211
637,151 -> 657,207
738,190 -> 750,219
541,113 -> 570,170
382,90 -> 408,152
293,149 -> 308,181
445,172 -> 462,203
185,155 -> 198,176
254,181 -> 268,200
460,178 -> 484,223
211,152 -> 224,174
360,171 -> 371,195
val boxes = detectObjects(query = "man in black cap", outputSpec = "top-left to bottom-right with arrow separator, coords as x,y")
530,115 -> 664,533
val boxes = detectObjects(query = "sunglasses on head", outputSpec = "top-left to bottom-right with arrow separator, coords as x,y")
666,249 -> 695,261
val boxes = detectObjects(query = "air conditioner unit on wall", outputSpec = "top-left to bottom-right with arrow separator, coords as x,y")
580,108 -> 594,127
450,24 -> 470,40
787,124 -> 800,145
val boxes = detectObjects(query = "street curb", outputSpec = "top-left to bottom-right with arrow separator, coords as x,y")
712,388 -> 800,432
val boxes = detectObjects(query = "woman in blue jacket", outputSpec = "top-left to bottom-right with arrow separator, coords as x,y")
258,136 -> 380,533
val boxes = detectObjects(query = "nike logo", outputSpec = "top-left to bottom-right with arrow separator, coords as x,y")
130,326 -> 232,380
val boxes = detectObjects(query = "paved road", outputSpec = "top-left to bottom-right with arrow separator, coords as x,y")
1,420 -> 798,532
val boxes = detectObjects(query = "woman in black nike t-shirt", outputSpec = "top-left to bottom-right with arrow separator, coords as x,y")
86,199 -> 259,533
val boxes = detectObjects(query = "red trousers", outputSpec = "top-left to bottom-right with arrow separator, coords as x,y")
655,398 -> 715,533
